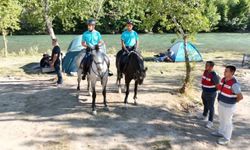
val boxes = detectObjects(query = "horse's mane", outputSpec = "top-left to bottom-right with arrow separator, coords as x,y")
129,52 -> 144,72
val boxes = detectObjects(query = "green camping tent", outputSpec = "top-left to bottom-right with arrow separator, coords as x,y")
62,35 -> 107,74
62,35 -> 83,74
170,41 -> 202,62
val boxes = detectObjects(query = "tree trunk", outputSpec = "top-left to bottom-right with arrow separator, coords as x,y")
180,41 -> 191,93
172,17 -> 192,93
43,0 -> 56,39
2,30 -> 8,57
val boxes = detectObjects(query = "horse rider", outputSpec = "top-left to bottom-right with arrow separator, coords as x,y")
119,20 -> 139,72
81,19 -> 113,80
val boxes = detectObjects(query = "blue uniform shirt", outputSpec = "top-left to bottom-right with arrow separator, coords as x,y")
121,30 -> 139,47
82,30 -> 102,47
232,82 -> 241,94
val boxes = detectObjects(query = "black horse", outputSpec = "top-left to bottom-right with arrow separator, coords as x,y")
116,50 -> 147,106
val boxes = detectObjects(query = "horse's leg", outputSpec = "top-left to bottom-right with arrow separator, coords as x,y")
102,77 -> 109,111
124,77 -> 131,108
118,78 -> 122,94
87,74 -> 92,96
133,80 -> 138,105
91,79 -> 97,115
77,69 -> 82,91
117,71 -> 122,94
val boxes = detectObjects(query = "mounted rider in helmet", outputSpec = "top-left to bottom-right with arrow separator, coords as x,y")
81,19 -> 113,80
119,20 -> 139,73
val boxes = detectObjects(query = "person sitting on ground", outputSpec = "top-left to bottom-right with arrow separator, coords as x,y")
164,48 -> 174,62
40,53 -> 50,68
81,19 -> 113,80
154,48 -> 174,62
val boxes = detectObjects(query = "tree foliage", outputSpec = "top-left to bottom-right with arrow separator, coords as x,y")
0,0 -> 22,56
216,0 -> 250,31
18,0 -> 105,35
12,0 -> 250,34
0,0 -> 248,34
0,0 -> 22,32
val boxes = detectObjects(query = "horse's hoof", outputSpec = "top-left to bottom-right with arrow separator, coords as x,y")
134,98 -> 138,105
124,103 -> 128,109
77,87 -> 80,91
104,106 -> 110,111
118,88 -> 122,94
92,110 -> 97,115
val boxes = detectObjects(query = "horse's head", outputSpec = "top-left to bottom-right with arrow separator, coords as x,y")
130,52 -> 147,85
91,49 -> 107,74
135,67 -> 147,85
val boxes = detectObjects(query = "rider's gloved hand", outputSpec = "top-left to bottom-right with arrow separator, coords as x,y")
124,48 -> 129,53
94,44 -> 99,50
134,45 -> 138,52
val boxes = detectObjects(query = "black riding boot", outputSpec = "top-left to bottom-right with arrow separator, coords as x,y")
81,52 -> 92,80
82,65 -> 87,80
81,58 -> 87,80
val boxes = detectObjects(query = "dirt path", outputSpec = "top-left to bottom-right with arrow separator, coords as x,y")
0,53 -> 249,150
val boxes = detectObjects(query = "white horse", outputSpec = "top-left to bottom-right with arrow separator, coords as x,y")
76,45 -> 109,115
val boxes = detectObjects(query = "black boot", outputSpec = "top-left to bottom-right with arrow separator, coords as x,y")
82,53 -> 92,80
82,64 -> 87,80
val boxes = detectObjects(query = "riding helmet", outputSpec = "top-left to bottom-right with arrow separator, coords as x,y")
87,19 -> 96,25
127,20 -> 133,25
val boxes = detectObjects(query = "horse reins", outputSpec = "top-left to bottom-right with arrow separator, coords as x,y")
91,56 -> 108,80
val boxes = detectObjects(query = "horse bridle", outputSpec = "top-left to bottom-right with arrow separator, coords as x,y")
90,53 -> 109,80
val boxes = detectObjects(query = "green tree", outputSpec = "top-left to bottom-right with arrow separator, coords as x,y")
19,0 -> 45,34
17,0 -> 147,34
9,0 -> 250,34
97,0 -> 145,33
142,0 -> 211,93
247,12 -> 250,31
168,0 -> 210,93
20,0 -> 102,39
216,0 -> 250,31
0,0 -> 22,57
204,0 -> 221,30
